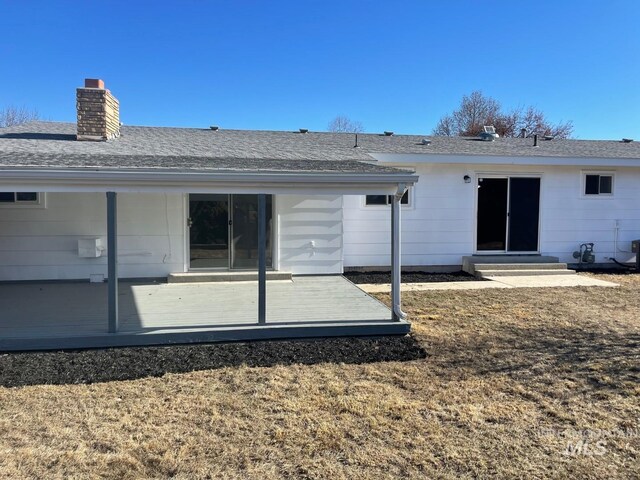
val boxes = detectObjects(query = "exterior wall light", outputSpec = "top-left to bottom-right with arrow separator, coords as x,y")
464,175 -> 472,183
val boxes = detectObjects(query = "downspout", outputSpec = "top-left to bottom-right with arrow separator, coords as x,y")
391,183 -> 407,321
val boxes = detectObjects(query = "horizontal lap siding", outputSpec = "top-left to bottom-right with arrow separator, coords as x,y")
344,164 -> 475,268
344,163 -> 640,268
276,195 -> 343,274
0,193 -> 185,281
540,167 -> 640,264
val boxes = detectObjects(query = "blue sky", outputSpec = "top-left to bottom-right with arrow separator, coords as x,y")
1,0 -> 638,139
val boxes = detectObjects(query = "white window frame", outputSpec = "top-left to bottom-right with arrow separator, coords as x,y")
363,187 -> 412,208
582,171 -> 615,197
0,192 -> 46,209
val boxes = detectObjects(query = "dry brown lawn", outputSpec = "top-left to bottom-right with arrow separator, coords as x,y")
1,273 -> 639,479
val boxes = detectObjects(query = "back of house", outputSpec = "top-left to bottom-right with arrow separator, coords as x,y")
1,79 -> 639,286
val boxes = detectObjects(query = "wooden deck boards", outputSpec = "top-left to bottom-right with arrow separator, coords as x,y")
0,276 -> 406,350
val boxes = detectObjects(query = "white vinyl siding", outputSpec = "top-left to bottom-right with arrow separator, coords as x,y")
275,195 -> 343,275
0,192 -> 185,281
344,163 -> 640,268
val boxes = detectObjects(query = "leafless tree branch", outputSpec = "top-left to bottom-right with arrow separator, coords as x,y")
432,92 -> 573,139
327,115 -> 364,133
0,105 -> 40,128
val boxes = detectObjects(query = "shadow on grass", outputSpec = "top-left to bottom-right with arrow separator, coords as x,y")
0,336 -> 426,387
432,322 -> 640,391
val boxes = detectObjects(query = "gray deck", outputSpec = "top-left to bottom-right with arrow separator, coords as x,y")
0,276 -> 408,351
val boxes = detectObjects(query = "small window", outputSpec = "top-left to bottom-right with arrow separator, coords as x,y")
584,174 -> 613,195
365,190 -> 410,206
0,192 -> 40,204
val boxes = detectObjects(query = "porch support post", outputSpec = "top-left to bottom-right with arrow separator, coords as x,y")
107,191 -> 119,333
391,184 -> 407,322
258,193 -> 267,324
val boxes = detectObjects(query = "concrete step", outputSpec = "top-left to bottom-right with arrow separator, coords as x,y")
168,271 -> 292,283
472,263 -> 568,271
462,255 -> 560,275
476,269 -> 576,278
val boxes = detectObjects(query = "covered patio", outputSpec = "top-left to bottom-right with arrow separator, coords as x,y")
0,121 -> 418,350
0,166 -> 416,351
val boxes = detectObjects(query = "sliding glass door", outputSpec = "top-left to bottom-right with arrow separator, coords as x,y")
476,177 -> 540,253
189,194 -> 273,269
188,194 -> 230,269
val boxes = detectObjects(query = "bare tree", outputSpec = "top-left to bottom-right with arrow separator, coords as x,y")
513,106 -> 573,139
433,91 -> 573,139
0,105 -> 40,128
327,115 -> 364,133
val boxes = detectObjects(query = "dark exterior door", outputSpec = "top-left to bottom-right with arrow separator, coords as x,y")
507,178 -> 540,252
189,194 -> 273,270
231,194 -> 273,269
476,176 -> 541,252
189,194 -> 230,268
476,178 -> 509,251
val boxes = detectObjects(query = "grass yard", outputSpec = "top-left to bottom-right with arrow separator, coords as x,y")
0,273 -> 638,479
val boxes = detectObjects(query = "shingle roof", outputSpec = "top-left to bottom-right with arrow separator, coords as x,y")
0,122 -> 639,171
0,122 -> 407,174
0,153 -> 404,174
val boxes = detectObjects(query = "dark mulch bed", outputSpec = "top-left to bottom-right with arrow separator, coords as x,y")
0,336 -> 426,388
344,270 -> 480,284
575,266 -> 639,274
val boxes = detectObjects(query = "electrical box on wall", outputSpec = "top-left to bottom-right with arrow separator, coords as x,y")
78,238 -> 103,258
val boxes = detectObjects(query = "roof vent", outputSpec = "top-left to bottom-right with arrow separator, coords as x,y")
544,135 -> 554,141
421,138 -> 431,145
479,125 -> 499,141
210,126 -> 219,131
299,128 -> 309,134
622,138 -> 634,143
384,131 -> 394,136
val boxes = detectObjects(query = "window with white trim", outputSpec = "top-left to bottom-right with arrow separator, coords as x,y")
584,174 -> 613,195
365,189 -> 410,206
0,192 -> 42,205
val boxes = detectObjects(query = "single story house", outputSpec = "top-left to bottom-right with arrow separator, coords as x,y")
0,78 -> 638,349
0,79 -> 418,350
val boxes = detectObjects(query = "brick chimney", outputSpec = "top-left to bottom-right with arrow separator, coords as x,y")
76,78 -> 120,141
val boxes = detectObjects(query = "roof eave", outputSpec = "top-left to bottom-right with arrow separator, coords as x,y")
0,167 -> 418,196
370,152 -> 640,167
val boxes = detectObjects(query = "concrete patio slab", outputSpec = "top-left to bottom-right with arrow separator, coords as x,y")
357,273 -> 619,293
358,281 -> 509,293
487,274 -> 619,288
